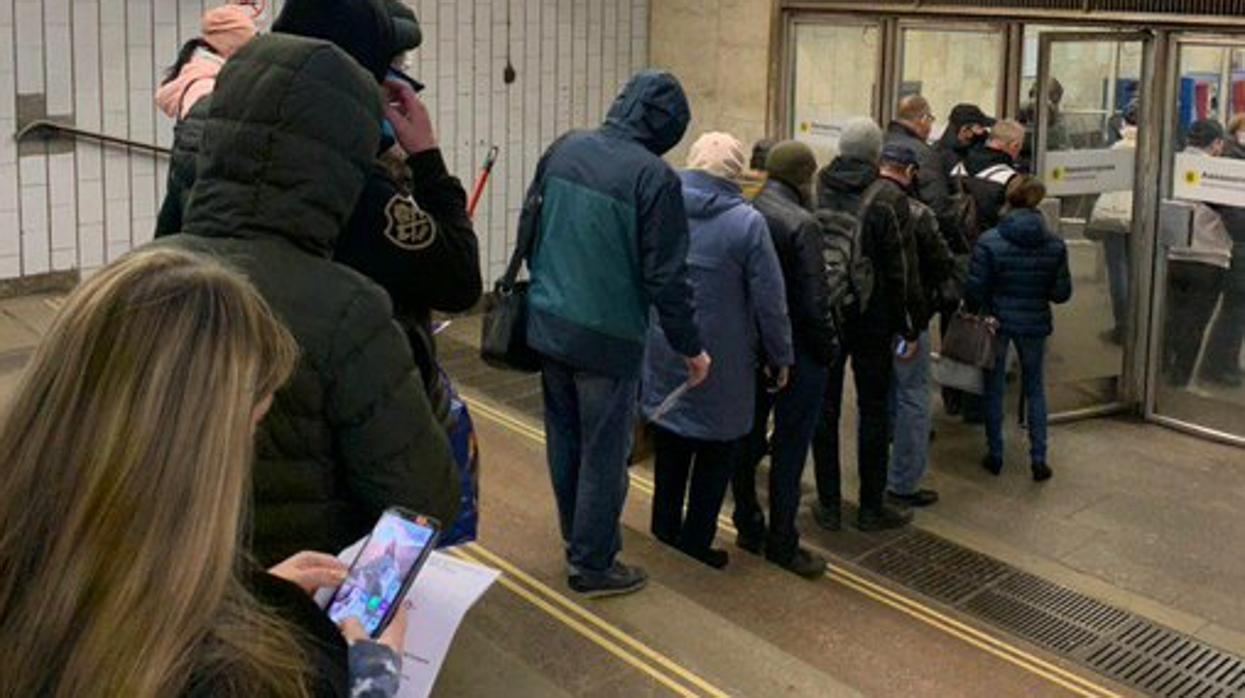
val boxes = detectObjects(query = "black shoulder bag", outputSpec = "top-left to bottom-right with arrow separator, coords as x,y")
479,183 -> 545,373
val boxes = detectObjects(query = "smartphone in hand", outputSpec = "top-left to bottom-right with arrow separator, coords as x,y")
326,508 -> 440,638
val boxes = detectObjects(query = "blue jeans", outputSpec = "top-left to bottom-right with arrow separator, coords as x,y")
985,335 -> 1048,465
889,330 -> 932,496
541,358 -> 639,576
1102,232 -> 1129,333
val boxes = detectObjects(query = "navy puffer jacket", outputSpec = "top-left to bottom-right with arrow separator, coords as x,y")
965,209 -> 1072,337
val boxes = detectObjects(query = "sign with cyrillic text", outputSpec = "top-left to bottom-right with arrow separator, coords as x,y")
1044,148 -> 1135,196
1172,153 -> 1245,207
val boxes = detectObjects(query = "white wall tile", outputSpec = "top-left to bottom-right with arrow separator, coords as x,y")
0,212 -> 19,257
0,256 -> 21,279
21,179 -> 50,275
15,1 -> 44,93
79,222 -> 104,267
0,23 -> 15,121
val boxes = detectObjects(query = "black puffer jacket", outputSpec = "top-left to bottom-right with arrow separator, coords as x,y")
752,179 -> 839,363
886,121 -> 947,215
157,35 -> 460,564
966,209 -> 1072,337
155,97 -> 210,237
817,155 -> 878,214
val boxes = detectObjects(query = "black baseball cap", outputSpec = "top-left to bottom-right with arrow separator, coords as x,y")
1187,119 -> 1225,148
948,104 -> 995,129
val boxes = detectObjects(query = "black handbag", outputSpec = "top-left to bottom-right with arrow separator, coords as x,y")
941,309 -> 1000,370
480,192 -> 543,372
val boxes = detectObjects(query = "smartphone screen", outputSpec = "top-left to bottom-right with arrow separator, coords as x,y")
327,509 -> 439,637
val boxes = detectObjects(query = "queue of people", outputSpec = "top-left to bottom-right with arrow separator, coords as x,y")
2,0 -> 476,694
0,0 -> 1093,691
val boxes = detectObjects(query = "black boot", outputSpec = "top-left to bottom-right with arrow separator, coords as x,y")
1031,462 -> 1053,482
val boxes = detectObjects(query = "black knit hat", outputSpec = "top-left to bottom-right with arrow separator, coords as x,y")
273,0 -> 396,83
1187,119 -> 1225,148
765,140 -> 817,192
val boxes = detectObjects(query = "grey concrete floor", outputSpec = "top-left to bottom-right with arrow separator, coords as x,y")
0,293 -> 1127,696
436,310 -> 1245,660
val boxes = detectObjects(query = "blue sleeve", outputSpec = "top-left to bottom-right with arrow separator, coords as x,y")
964,240 -> 992,312
1050,243 -> 1073,304
744,215 -> 794,367
348,641 -> 402,698
639,170 -> 702,357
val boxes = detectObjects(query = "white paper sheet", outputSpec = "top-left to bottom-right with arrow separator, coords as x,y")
317,544 -> 499,698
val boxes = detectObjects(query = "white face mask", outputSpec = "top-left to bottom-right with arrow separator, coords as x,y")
1236,132 -> 1245,146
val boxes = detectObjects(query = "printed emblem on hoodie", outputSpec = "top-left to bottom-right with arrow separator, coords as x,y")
384,194 -> 437,250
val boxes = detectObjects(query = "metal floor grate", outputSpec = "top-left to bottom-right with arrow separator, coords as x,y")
441,334 -> 1245,698
852,531 -> 1245,697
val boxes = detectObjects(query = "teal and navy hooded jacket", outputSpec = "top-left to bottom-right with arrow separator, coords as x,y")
524,71 -> 702,377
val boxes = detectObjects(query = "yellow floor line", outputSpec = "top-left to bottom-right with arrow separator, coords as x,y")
462,542 -> 731,698
465,394 -> 1122,698
446,546 -> 703,698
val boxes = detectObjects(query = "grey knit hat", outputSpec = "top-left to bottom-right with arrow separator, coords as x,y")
838,117 -> 883,163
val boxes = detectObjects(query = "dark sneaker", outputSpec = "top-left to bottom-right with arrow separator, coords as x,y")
568,562 -> 649,598
1032,462 -> 1053,482
811,501 -> 842,532
735,529 -> 765,556
888,489 -> 940,507
981,455 -> 1003,476
680,545 -> 729,569
766,547 -> 827,579
857,505 -> 914,532
1201,370 -> 1244,388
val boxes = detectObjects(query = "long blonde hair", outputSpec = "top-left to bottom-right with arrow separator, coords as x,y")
0,248 -> 307,697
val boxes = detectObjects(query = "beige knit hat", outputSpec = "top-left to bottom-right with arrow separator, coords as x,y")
687,132 -> 746,181
202,5 -> 257,59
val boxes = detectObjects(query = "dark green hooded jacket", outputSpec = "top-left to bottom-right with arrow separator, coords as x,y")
155,34 -> 460,564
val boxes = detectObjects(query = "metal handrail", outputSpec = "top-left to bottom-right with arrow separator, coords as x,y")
14,120 -> 171,156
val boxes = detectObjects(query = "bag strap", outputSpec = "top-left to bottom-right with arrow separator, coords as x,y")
497,131 -> 577,292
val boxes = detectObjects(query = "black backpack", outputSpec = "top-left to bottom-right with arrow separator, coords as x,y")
949,170 -> 983,246
814,184 -> 883,318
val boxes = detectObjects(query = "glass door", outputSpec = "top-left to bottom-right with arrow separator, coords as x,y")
1148,38 -> 1245,445
788,18 -> 884,165
895,22 -> 1008,138
1034,32 -> 1150,417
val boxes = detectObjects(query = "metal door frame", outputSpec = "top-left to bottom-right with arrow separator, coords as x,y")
891,19 -> 1011,126
1034,31 -> 1154,420
1144,33 -> 1245,448
779,12 -> 888,141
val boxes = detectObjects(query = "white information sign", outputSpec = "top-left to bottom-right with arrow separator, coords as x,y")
1043,148 -> 1135,196
794,115 -> 844,163
1172,153 -> 1245,207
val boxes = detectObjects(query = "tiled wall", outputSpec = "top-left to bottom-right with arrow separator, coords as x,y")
0,0 -> 650,284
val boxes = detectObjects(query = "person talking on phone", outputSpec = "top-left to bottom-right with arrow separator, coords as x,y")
0,249 -> 408,697
274,0 -> 482,425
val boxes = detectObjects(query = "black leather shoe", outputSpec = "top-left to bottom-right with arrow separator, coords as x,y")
811,501 -> 842,532
857,505 -> 913,532
982,455 -> 1003,476
735,530 -> 765,555
680,545 -> 729,569
1032,462 -> 1053,482
767,547 -> 827,579
887,489 -> 940,507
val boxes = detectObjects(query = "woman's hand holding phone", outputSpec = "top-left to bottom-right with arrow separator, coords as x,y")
339,599 -> 412,657
269,551 -> 348,595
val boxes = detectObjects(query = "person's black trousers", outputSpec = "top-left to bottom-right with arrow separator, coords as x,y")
731,370 -> 775,539
811,329 -> 894,516
1201,251 -> 1245,379
1164,260 -> 1227,386
651,426 -> 742,554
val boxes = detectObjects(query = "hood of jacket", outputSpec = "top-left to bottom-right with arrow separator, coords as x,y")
817,155 -> 878,203
999,209 -> 1049,249
182,34 -> 382,256
155,51 -> 222,119
601,71 -> 690,156
964,143 -> 1016,176
680,170 -> 744,220
272,0 -> 396,82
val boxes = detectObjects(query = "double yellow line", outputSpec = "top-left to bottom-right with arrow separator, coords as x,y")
449,543 -> 729,697
465,393 -> 1122,698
